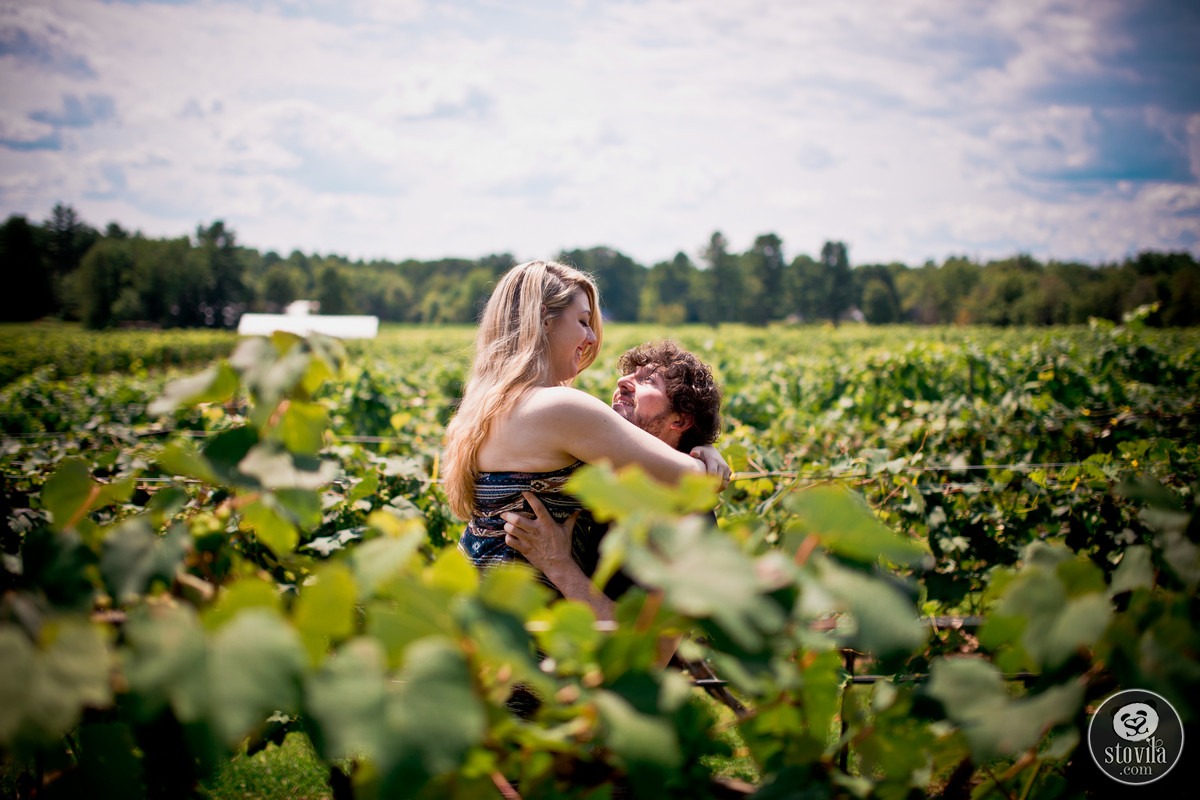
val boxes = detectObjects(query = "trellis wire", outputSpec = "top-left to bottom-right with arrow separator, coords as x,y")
4,427 -> 1161,494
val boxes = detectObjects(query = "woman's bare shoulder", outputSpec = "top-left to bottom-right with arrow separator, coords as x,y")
477,387 -> 610,472
505,386 -> 616,439
519,386 -> 609,416
525,385 -> 591,402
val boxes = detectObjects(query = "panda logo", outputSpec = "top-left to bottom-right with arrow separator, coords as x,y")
1112,702 -> 1159,742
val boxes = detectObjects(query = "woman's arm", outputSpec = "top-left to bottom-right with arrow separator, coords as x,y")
501,492 -> 615,621
524,387 -> 728,486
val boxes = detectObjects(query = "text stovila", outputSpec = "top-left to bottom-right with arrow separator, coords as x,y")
1104,738 -> 1169,764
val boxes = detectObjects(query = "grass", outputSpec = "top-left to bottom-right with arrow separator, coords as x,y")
698,692 -> 761,786
201,733 -> 334,800
195,688 -> 761,799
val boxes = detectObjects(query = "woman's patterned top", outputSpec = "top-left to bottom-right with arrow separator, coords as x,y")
457,460 -> 604,589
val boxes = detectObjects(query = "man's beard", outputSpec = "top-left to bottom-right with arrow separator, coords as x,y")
631,408 -> 674,440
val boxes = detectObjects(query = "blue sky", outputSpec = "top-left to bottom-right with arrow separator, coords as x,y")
1,0 -> 1198,267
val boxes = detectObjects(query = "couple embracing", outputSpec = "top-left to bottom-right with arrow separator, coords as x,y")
441,260 -> 729,620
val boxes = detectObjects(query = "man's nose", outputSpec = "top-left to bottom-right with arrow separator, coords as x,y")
616,373 -> 634,391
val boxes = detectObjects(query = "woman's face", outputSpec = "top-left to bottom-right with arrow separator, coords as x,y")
544,290 -> 597,383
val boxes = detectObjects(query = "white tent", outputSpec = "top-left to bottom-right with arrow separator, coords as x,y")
237,300 -> 379,339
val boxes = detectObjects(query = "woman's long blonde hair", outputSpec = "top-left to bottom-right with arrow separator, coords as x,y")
441,260 -> 603,519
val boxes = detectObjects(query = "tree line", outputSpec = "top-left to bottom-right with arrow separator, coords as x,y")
2,204 -> 1198,329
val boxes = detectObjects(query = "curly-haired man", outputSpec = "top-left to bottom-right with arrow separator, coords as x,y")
499,340 -> 723,619
610,340 -> 721,454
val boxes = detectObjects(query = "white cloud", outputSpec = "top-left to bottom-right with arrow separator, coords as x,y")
0,0 -> 1196,265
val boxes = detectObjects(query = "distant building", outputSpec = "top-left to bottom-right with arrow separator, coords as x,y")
237,300 -> 379,339
285,300 -> 320,316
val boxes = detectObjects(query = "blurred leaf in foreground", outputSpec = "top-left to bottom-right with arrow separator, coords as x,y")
926,657 -> 1083,760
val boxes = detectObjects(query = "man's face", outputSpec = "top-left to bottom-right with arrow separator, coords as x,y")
612,364 -> 680,443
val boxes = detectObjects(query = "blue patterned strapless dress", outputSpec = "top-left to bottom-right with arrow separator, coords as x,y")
457,461 -> 605,589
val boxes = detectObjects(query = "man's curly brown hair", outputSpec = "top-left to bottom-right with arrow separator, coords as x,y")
617,340 -> 721,452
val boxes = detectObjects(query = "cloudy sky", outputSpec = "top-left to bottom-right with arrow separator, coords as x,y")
2,0 -> 1198,267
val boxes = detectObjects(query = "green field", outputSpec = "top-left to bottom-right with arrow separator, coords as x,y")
1,320 -> 1197,798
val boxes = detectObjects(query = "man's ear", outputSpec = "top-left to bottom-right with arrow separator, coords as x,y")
670,412 -> 694,432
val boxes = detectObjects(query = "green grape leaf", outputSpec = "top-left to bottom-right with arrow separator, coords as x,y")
202,427 -> 261,485
294,562 -> 358,665
231,336 -> 310,408
568,463 -> 717,523
478,562 -> 554,619
208,609 -> 307,746
145,486 -> 189,526
977,613 -> 1026,653
785,486 -> 930,568
1037,594 -> 1113,669
269,330 -> 305,353
926,658 -> 1084,759
121,604 -> 209,723
299,338 -> 340,397
530,600 -> 602,671
202,577 -> 283,631
350,530 -> 426,598
1023,541 -> 1072,571
0,625 -> 34,743
366,586 -> 459,670
239,497 -> 299,556
722,442 -> 751,474
455,598 -> 550,696
385,637 -> 486,777
23,619 -> 113,743
1109,545 -> 1155,596
814,556 -> 928,658
273,400 -> 328,456
305,637 -> 389,763
148,361 -> 239,416
993,551 -> 1112,670
622,517 -> 785,652
426,546 -> 479,595
1055,557 -> 1106,596
156,438 -> 220,484
800,648 -> 845,744
40,458 -> 134,531
274,488 -> 323,529
1161,529 -> 1200,589
238,443 -> 337,490
594,688 -> 683,774
348,471 -> 380,503
100,518 -> 191,604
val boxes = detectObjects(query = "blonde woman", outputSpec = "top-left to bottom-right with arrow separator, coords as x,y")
442,260 -> 729,615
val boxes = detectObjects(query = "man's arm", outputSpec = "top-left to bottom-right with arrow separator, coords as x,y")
505,493 -> 697,668
500,491 -> 616,622
689,444 -> 730,488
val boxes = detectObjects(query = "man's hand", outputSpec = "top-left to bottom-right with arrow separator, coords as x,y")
500,491 -> 614,622
689,445 -> 731,490
500,491 -> 580,575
